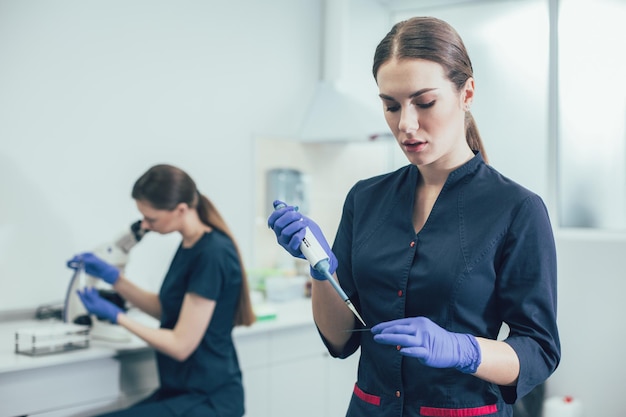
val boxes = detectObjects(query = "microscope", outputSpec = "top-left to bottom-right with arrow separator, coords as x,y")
63,220 -> 148,341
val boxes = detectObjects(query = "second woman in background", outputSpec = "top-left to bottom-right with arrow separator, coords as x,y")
67,164 -> 255,417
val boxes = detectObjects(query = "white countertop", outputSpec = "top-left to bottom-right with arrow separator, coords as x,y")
0,298 -> 314,375
234,298 -> 315,337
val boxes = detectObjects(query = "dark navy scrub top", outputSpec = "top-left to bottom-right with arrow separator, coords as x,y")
328,153 -> 560,417
156,230 -> 244,417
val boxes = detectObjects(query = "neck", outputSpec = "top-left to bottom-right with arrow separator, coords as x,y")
418,147 -> 474,187
181,214 -> 212,248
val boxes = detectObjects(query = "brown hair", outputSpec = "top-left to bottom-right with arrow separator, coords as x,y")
132,164 -> 255,326
372,16 -> 488,163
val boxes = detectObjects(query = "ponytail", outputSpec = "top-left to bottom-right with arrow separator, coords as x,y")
465,112 -> 488,164
197,194 -> 256,327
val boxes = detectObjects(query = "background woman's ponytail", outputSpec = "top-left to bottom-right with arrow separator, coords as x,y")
197,193 -> 255,326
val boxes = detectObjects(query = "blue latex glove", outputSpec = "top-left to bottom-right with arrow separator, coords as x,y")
76,287 -> 123,324
372,317 -> 481,374
66,252 -> 120,285
267,200 -> 337,281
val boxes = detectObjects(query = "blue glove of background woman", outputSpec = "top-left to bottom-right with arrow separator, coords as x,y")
76,287 -> 123,324
372,317 -> 482,374
267,200 -> 337,280
66,252 -> 120,285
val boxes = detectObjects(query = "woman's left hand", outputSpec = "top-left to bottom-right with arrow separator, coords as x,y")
372,316 -> 481,374
76,287 -> 124,324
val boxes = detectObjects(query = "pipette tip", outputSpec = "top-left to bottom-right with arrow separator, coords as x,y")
346,300 -> 367,327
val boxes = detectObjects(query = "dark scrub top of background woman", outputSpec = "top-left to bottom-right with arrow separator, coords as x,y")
156,230 -> 244,416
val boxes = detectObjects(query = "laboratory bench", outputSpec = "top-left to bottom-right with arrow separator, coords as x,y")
0,298 -> 359,417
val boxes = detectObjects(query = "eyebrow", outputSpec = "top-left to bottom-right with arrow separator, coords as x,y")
379,88 -> 438,101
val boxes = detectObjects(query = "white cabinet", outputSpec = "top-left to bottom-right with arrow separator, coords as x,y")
270,355 -> 327,416
236,322 -> 359,417
116,349 -> 159,407
0,358 -> 120,417
326,351 -> 359,415
267,326 -> 327,417
26,398 -> 120,417
242,365 -> 271,416
2,351 -> 160,417
238,331 -> 272,417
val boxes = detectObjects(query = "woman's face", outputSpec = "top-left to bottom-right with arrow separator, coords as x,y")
376,58 -> 474,169
135,199 -> 183,234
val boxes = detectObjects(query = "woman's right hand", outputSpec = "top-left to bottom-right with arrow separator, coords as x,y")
267,200 -> 338,280
267,201 -> 308,259
66,252 -> 120,285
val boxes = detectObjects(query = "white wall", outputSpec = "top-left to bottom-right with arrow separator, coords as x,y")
0,0 -> 322,311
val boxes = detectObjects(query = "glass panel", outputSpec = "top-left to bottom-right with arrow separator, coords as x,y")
558,0 -> 626,229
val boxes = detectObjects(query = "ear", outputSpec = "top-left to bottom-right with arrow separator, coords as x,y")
461,77 -> 475,109
174,202 -> 189,216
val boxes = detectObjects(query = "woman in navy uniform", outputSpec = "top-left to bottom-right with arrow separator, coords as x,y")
68,164 -> 255,417
268,17 -> 560,417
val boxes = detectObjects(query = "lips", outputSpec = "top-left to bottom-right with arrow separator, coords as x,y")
402,139 -> 427,152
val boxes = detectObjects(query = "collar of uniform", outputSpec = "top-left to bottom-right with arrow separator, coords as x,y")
409,150 -> 485,189
444,150 -> 484,187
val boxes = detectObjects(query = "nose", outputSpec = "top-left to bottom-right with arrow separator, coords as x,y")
140,219 -> 151,230
398,106 -> 419,134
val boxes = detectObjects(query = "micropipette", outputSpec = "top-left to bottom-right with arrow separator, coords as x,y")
273,201 -> 367,327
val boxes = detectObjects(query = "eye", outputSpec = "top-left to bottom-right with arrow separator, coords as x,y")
385,104 -> 400,112
416,100 -> 435,109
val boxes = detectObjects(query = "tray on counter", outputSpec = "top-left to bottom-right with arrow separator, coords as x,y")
15,322 -> 90,356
